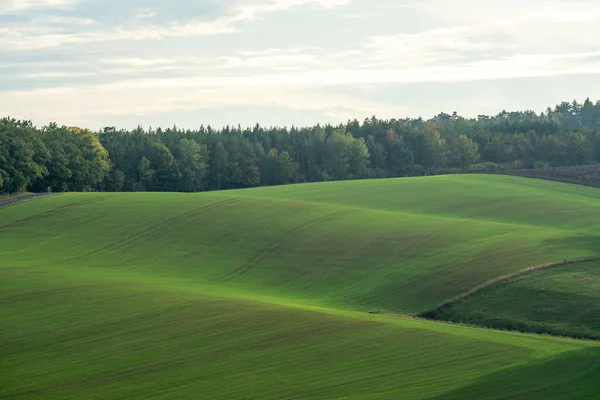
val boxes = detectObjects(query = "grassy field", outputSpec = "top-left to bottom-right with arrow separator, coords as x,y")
430,259 -> 600,340
2,174 -> 600,398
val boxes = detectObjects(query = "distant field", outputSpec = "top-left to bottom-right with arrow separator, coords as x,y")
2,175 -> 600,398
502,164 -> 600,188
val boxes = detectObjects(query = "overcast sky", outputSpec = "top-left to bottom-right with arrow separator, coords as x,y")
2,0 -> 600,129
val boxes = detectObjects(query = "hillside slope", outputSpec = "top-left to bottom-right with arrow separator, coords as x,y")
3,175 -> 599,314
2,175 -> 600,399
3,266 -> 599,400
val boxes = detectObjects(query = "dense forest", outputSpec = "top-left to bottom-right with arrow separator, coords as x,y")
2,99 -> 600,194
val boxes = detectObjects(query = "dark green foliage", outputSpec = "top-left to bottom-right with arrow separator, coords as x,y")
2,98 -> 600,193
173,139 -> 209,192
33,125 -> 111,192
261,149 -> 299,186
0,118 -> 49,193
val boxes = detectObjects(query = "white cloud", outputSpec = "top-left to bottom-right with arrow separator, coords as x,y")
3,0 -> 600,128
0,18 -> 237,51
232,0 -> 351,19
111,51 -> 600,88
237,46 -> 319,57
364,27 -> 508,68
0,0 -> 79,13
221,54 -> 322,70
323,111 -> 356,121
0,84 -> 401,127
6,50 -> 599,126
0,0 -> 353,50
412,0 -> 600,25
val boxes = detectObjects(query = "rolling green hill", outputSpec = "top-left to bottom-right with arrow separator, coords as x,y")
2,175 -> 600,399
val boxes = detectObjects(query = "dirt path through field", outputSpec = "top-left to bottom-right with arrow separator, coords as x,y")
0,193 -> 56,209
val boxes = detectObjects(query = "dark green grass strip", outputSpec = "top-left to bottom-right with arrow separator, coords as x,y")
419,257 -> 600,317
427,260 -> 600,340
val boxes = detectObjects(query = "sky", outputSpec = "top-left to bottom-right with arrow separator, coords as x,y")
2,0 -> 600,130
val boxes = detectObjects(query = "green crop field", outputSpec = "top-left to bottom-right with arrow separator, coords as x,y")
431,259 -> 600,340
2,174 -> 600,399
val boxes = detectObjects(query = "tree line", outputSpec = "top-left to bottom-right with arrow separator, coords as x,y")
2,98 -> 600,194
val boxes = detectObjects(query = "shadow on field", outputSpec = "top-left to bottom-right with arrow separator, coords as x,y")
436,348 -> 600,400
542,234 -> 600,256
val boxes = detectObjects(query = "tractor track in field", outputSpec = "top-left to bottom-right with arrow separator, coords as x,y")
8,342 -> 517,400
430,247 -> 538,283
292,348 -> 518,399
64,197 -> 241,263
0,196 -> 109,233
386,221 -> 470,268
215,209 -> 356,282
418,255 -> 600,318
398,246 -> 523,291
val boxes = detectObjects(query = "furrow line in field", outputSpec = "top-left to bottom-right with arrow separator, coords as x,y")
386,221 -> 470,268
63,197 -> 241,263
215,209 -> 355,282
